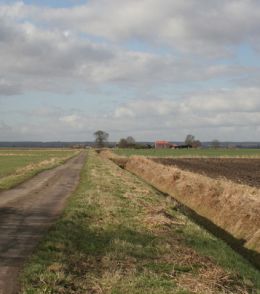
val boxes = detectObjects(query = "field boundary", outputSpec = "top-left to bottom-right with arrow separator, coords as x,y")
100,150 -> 260,268
113,148 -> 260,158
125,156 -> 260,266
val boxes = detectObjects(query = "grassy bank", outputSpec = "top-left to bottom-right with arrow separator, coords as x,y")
0,149 -> 78,190
21,151 -> 260,293
114,148 -> 260,158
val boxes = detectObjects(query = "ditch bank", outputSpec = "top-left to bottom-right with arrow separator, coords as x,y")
99,150 -> 260,268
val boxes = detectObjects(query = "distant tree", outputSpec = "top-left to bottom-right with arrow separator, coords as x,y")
184,134 -> 202,148
184,134 -> 195,146
94,130 -> 109,147
126,136 -> 135,146
192,140 -> 202,148
118,136 -> 136,148
118,138 -> 128,148
212,139 -> 220,149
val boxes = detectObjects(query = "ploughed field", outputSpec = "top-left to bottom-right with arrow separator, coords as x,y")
152,157 -> 260,188
114,148 -> 260,158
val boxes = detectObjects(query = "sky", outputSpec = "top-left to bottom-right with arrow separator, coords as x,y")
0,0 -> 260,142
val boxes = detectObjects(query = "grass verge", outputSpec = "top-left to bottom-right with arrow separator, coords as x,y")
21,150 -> 260,293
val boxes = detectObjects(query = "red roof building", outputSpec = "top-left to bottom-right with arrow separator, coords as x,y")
155,140 -> 171,149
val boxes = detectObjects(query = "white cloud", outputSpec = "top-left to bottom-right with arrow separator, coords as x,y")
183,88 -> 260,113
59,114 -> 84,128
114,107 -> 135,119
0,1 -> 259,97
0,1 -> 260,141
0,16 -> 248,96
2,86 -> 260,141
111,87 -> 260,139
0,121 -> 12,133
2,0 -> 260,56
0,78 -> 21,95
114,88 -> 260,119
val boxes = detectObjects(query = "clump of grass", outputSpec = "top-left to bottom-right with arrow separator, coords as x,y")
21,151 -> 260,294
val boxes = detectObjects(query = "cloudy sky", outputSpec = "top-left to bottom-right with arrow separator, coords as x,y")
0,0 -> 260,142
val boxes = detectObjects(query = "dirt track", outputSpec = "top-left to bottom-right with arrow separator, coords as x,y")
153,158 -> 260,188
0,152 -> 86,294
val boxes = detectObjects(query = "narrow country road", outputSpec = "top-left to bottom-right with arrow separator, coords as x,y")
0,152 -> 86,294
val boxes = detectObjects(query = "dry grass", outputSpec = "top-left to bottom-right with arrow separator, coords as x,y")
21,151 -> 260,294
99,149 -> 128,168
124,156 -> 260,256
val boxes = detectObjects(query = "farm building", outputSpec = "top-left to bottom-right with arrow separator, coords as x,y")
155,140 -> 172,149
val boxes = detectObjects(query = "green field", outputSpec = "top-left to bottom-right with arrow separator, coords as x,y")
21,151 -> 260,294
114,148 -> 260,158
0,148 -> 77,190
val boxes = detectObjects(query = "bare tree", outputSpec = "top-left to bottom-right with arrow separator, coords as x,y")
118,138 -> 128,148
184,134 -> 195,146
212,139 -> 220,149
94,130 -> 109,147
192,140 -> 202,148
118,136 -> 136,148
184,134 -> 202,148
126,136 -> 135,146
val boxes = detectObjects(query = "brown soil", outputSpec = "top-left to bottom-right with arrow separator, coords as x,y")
0,152 -> 86,294
153,158 -> 260,188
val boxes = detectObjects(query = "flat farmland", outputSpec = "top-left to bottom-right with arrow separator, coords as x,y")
0,148 -> 77,190
153,158 -> 260,188
114,148 -> 260,158
20,151 -> 260,294
1,148 -> 259,293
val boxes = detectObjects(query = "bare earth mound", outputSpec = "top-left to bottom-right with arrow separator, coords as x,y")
0,152 -> 86,294
153,158 -> 260,188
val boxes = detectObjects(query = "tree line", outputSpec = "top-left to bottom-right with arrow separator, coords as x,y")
94,130 -> 220,148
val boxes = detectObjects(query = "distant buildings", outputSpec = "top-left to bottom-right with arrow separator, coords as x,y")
155,141 -> 170,149
154,141 -> 178,149
70,144 -> 86,149
155,140 -> 190,149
